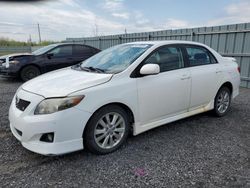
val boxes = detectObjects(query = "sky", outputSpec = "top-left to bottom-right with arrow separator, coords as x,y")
0,0 -> 249,42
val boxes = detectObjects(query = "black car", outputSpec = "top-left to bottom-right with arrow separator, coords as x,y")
0,43 -> 100,81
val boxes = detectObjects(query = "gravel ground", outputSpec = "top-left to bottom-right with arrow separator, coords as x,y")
0,78 -> 249,187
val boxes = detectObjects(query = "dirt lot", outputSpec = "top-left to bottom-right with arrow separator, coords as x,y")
0,78 -> 249,187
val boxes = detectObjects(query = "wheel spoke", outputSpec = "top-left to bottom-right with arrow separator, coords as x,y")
114,119 -> 123,127
113,132 -> 120,140
223,93 -> 228,100
114,127 -> 125,133
218,95 -> 223,102
218,104 -> 223,112
105,114 -> 111,124
111,114 -> 119,125
99,119 -> 108,128
96,133 -> 106,142
109,135 -> 114,146
95,128 -> 106,135
223,104 -> 227,111
102,135 -> 109,147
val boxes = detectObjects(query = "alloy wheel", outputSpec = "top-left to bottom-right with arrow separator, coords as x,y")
94,112 -> 126,149
216,90 -> 230,114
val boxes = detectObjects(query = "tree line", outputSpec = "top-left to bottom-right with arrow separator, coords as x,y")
0,38 -> 59,46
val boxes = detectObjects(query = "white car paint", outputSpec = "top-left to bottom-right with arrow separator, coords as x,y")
22,68 -> 113,98
9,41 -> 240,155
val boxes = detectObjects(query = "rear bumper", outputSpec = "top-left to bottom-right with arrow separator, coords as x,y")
232,88 -> 239,99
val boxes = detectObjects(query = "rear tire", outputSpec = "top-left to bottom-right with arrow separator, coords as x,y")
84,105 -> 129,155
20,65 -> 40,81
213,87 -> 231,117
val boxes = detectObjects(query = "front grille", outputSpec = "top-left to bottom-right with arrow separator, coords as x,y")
15,128 -> 22,136
15,96 -> 30,111
0,59 -> 5,66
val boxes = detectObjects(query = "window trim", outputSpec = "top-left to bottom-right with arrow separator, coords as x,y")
47,44 -> 73,57
183,44 -> 218,67
130,44 -> 187,78
73,44 -> 100,56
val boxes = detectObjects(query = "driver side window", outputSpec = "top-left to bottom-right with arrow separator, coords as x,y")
49,46 -> 73,57
144,46 -> 184,72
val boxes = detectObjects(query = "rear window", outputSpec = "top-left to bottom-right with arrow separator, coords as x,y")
50,45 -> 73,57
186,46 -> 217,66
73,45 -> 95,56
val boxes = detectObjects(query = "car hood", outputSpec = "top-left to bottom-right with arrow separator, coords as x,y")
22,68 -> 113,98
0,53 -> 33,65
0,53 -> 32,60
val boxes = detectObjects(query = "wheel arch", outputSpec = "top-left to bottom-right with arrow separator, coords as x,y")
213,81 -> 233,117
19,64 -> 41,77
83,102 -> 135,135
218,81 -> 233,95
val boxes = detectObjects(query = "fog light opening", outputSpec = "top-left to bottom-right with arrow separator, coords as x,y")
40,133 -> 54,143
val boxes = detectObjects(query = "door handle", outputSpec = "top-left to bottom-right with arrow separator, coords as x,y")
181,75 -> 191,80
216,70 -> 222,74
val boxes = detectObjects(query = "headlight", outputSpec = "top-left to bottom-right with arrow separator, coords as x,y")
34,96 -> 84,115
9,60 -> 20,64
2,60 -> 19,67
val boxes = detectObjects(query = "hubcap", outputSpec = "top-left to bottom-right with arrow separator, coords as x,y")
94,112 -> 125,149
28,71 -> 35,79
217,90 -> 230,114
25,69 -> 38,80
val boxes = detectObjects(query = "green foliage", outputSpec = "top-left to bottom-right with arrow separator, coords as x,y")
39,41 -> 58,46
0,37 -> 60,47
0,38 -> 28,46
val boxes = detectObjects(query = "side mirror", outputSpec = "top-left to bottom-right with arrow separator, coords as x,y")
47,53 -> 54,59
140,64 -> 160,75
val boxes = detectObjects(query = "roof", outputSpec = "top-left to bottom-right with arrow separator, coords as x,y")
47,43 -> 99,49
126,40 -> 207,47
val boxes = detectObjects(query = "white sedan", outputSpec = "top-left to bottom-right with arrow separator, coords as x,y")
9,41 -> 240,155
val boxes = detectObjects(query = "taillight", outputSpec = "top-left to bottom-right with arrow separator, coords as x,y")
237,66 -> 240,73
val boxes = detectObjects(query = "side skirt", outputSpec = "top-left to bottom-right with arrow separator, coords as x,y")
133,100 -> 214,136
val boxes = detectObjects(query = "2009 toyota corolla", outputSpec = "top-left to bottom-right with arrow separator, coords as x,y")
9,41 -> 240,155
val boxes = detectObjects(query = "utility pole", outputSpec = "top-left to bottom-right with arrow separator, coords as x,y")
37,23 -> 41,44
94,22 -> 98,37
29,34 -> 32,43
28,34 -> 32,52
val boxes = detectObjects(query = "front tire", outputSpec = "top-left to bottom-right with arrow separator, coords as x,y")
84,105 -> 129,155
20,65 -> 40,81
213,87 -> 231,117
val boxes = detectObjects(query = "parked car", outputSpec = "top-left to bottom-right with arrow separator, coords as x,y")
0,43 -> 100,81
9,41 -> 240,155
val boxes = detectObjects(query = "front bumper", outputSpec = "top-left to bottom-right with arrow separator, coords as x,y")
9,89 -> 92,155
0,65 -> 19,78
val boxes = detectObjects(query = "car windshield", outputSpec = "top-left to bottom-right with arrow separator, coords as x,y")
80,44 -> 152,74
32,44 -> 58,55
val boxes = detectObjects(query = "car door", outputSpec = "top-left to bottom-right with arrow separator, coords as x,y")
44,45 -> 74,72
136,45 -> 191,124
184,45 -> 223,110
72,45 -> 97,64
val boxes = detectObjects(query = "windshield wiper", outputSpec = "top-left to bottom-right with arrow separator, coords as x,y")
81,66 -> 105,73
